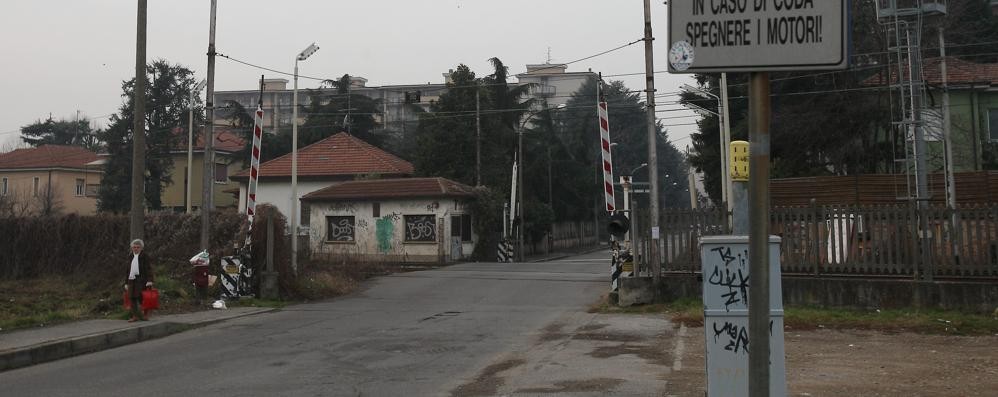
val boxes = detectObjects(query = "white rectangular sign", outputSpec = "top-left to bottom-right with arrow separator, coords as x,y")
667,0 -> 849,72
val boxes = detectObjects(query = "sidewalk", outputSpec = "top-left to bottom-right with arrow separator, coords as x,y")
0,306 -> 276,372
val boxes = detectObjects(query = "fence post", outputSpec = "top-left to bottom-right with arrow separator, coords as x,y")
812,200 -> 821,277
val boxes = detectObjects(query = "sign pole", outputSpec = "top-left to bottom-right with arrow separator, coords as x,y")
747,72 -> 771,397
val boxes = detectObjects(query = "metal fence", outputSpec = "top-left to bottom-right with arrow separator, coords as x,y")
634,204 -> 998,279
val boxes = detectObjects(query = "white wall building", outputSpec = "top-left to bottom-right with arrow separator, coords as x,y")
302,177 -> 476,264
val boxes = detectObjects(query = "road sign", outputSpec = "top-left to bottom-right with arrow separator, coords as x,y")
668,0 -> 849,73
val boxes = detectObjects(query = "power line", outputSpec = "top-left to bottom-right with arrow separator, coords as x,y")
217,38 -> 643,87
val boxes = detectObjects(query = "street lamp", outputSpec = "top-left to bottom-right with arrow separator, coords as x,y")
187,78 -> 207,214
682,83 -> 731,221
291,42 -> 319,275
516,103 -> 565,262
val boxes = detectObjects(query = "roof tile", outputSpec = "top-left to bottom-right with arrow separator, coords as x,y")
0,145 -> 100,170
233,132 -> 413,179
302,177 -> 474,201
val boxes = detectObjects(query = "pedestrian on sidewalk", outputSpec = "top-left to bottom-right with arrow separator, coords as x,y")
124,239 -> 154,322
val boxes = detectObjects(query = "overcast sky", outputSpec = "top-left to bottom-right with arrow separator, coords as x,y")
0,0 -> 697,150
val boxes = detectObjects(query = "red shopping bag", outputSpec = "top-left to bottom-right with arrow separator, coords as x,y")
141,288 -> 160,310
123,290 -> 132,310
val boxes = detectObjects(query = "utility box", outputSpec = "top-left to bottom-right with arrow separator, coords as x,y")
700,235 -> 786,397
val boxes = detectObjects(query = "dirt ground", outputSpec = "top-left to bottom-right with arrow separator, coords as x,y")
668,326 -> 998,397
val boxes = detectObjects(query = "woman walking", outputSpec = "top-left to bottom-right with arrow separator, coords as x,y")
124,239 -> 154,322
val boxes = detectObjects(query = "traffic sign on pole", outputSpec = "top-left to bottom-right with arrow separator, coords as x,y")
667,0 -> 849,73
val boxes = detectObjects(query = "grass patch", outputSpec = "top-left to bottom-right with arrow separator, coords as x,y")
785,306 -> 998,335
0,258 -> 413,332
0,277 -> 117,331
592,296 -> 998,336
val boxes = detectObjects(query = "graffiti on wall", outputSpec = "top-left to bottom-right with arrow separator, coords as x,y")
404,215 -> 436,242
376,217 -> 395,253
326,216 -> 355,241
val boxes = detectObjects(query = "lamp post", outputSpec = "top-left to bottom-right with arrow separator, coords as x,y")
682,82 -> 731,224
187,78 -> 207,214
516,104 -> 565,262
290,42 -> 319,275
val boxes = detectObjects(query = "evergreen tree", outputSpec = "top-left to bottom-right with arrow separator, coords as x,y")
20,117 -> 102,151
98,60 -> 201,212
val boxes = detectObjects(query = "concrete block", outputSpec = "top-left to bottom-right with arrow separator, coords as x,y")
70,335 -> 104,354
0,350 -> 33,371
106,328 -> 139,348
618,276 -> 655,307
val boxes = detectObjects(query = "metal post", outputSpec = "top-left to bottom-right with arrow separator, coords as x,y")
687,146 -> 698,210
186,79 -> 205,214
720,73 -> 733,225
748,72 -> 771,397
910,27 -> 932,281
517,124 -> 525,262
200,0 -> 217,251
187,90 -> 195,214
476,91 -> 482,186
130,0 -> 147,240
622,176 -> 632,243
940,27 -> 959,263
642,0 -> 661,293
291,59 -> 300,274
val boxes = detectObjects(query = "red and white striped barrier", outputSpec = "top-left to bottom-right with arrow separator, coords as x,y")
598,100 -> 615,212
243,105 -> 263,249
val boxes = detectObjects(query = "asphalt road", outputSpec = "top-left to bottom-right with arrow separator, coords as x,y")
0,251 -> 677,397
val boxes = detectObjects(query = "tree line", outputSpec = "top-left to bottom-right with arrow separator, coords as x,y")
14,57 -> 690,243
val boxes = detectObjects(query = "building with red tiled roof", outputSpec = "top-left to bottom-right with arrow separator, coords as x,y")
231,132 -> 416,229
864,57 -> 998,172
301,177 -> 477,264
159,127 -> 247,212
232,132 -> 413,180
301,177 -> 473,202
0,145 -> 103,215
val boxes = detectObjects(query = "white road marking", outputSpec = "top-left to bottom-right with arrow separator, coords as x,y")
672,323 -> 687,372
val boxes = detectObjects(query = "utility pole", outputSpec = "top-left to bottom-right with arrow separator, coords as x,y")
940,28 -> 955,210
201,0 -> 217,251
476,91 -> 482,186
910,27 -> 932,280
130,0 -> 147,241
747,72 -> 771,397
720,73 -> 733,226
642,0 -> 661,293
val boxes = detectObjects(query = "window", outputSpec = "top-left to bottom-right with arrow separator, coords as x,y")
450,214 -> 473,242
326,216 -> 355,242
404,215 -> 437,242
86,184 -> 100,196
1,177 -> 7,196
214,163 -> 227,183
32,177 -> 39,197
372,202 -> 380,218
989,109 -> 998,142
301,205 -> 311,226
75,179 -> 85,196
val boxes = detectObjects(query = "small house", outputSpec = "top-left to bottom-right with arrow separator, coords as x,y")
301,177 -> 477,264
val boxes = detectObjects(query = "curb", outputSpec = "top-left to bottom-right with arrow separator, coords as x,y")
529,246 -> 608,263
0,308 -> 277,372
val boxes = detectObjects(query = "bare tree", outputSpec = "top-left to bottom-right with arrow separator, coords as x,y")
34,182 -> 63,216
